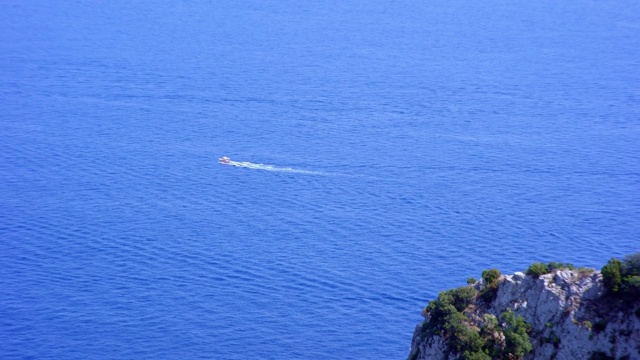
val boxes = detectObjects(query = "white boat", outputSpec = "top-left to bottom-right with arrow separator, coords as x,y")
219,156 -> 231,164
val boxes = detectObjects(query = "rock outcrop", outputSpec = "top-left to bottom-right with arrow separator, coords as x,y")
408,269 -> 640,360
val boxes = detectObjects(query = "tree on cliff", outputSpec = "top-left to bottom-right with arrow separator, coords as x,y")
602,258 -> 622,293
601,252 -> 640,299
501,310 -> 532,359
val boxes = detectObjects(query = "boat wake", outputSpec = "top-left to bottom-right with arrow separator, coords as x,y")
222,159 -> 327,176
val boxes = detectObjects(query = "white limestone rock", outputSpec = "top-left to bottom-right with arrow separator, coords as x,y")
408,269 -> 640,360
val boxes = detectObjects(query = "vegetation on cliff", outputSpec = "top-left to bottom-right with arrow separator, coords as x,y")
410,253 -> 640,360
601,253 -> 640,299
525,261 -> 575,277
418,268 -> 533,360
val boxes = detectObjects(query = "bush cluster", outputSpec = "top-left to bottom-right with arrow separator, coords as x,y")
421,271 -> 532,360
525,261 -> 576,277
501,310 -> 533,359
601,252 -> 640,299
423,286 -> 478,335
414,254 -> 640,360
482,269 -> 501,288
480,269 -> 501,302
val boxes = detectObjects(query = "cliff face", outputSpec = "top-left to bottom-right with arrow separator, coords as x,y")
409,270 -> 640,360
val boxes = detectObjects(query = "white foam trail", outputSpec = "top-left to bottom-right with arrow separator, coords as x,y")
226,161 -> 327,175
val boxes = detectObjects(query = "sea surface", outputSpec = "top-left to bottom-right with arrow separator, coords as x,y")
1,1 -> 639,359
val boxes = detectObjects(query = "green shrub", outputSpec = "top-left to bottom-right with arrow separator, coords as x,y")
622,275 -> 640,295
526,261 -> 576,278
423,286 -> 478,336
444,309 -> 467,334
480,314 -> 501,357
547,261 -> 575,271
452,326 -> 484,356
526,262 -> 548,277
422,284 -> 533,360
501,310 -> 532,360
442,308 -> 486,358
482,269 -> 501,288
467,277 -> 477,285
451,286 -> 478,312
480,269 -> 501,303
422,287 -> 484,357
602,258 -> 623,293
424,291 -> 461,333
600,253 -> 640,300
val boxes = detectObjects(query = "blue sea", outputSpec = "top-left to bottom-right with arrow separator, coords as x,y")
1,1 -> 639,359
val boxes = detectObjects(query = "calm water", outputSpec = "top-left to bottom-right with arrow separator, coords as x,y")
1,1 -> 639,359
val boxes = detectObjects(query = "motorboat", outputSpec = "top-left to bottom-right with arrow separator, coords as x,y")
219,156 -> 231,164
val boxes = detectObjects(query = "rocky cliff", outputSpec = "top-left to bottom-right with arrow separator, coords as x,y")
408,269 -> 640,360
